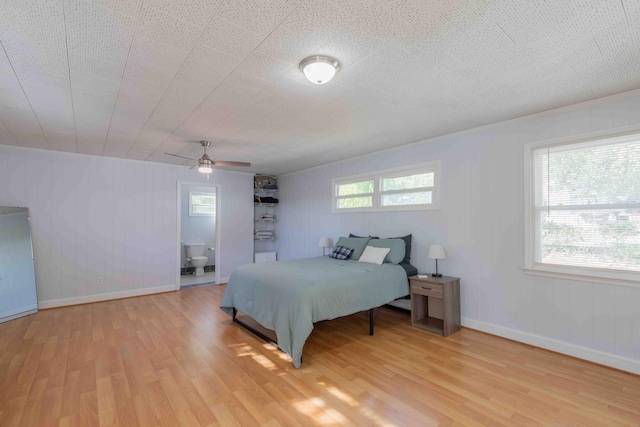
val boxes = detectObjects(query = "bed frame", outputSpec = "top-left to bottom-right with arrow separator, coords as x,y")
231,307 -> 375,348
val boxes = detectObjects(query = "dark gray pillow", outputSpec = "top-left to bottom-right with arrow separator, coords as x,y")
389,234 -> 412,264
399,262 -> 418,277
335,236 -> 371,260
349,233 -> 379,239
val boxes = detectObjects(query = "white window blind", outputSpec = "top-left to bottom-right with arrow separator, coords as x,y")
531,135 -> 640,275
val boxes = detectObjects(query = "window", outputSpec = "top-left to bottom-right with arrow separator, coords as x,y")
335,178 -> 374,210
380,170 -> 434,207
525,132 -> 640,283
332,162 -> 440,213
189,191 -> 216,216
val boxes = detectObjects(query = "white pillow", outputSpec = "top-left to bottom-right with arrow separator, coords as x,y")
358,246 -> 391,265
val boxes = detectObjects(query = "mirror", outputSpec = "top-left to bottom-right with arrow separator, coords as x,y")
0,206 -> 38,323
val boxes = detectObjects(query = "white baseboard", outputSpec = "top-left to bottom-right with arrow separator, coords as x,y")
38,285 -> 176,309
462,317 -> 640,375
220,276 -> 230,284
0,305 -> 38,323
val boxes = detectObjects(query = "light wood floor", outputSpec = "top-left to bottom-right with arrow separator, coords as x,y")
1,285 -> 639,426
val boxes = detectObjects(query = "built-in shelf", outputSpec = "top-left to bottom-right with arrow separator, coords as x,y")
254,175 -> 278,262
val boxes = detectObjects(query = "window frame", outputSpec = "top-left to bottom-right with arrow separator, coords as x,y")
523,130 -> 640,286
189,191 -> 216,217
333,176 -> 375,212
332,161 -> 440,213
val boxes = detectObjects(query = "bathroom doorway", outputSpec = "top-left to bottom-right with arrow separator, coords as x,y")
176,182 -> 220,290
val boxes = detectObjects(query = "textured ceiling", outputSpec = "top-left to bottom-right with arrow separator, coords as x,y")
0,0 -> 639,175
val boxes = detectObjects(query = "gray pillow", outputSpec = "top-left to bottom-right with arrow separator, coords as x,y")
335,236 -> 371,260
390,234 -> 412,264
367,238 -> 406,264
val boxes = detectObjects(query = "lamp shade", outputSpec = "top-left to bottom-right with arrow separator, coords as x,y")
428,244 -> 446,260
318,237 -> 333,248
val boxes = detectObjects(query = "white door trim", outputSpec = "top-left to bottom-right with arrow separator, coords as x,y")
176,181 -> 221,290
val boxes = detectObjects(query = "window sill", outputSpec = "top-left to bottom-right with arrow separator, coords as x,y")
523,266 -> 640,288
332,204 -> 439,214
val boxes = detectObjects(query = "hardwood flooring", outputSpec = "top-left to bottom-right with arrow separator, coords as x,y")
1,284 -> 639,426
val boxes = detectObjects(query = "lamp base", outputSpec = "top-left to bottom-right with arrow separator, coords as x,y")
431,259 -> 443,277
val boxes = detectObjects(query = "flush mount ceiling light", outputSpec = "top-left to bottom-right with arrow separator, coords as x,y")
299,55 -> 340,84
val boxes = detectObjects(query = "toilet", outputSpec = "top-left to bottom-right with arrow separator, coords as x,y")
184,243 -> 208,276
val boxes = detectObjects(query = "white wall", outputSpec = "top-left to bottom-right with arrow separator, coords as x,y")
0,210 -> 38,321
277,89 -> 640,374
180,185 -> 216,268
0,146 -> 254,307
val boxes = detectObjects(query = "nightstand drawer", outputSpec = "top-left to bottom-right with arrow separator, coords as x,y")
411,281 -> 443,298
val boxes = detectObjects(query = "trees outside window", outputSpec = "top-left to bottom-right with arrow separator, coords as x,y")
527,133 -> 640,279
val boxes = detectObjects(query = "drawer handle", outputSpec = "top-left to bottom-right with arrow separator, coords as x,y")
421,286 -> 433,290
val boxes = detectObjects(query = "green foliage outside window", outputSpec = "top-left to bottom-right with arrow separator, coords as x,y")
337,180 -> 373,196
382,173 -> 433,191
538,140 -> 640,271
190,193 -> 216,216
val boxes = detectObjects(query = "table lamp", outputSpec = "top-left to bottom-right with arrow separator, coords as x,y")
319,237 -> 333,256
428,244 -> 446,277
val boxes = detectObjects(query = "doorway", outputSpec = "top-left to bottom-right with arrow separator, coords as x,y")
176,182 -> 220,290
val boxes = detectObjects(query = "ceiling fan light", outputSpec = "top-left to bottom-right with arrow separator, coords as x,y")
198,158 -> 213,173
299,55 -> 340,84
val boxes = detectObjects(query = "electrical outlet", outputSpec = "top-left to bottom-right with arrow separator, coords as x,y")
96,276 -> 104,287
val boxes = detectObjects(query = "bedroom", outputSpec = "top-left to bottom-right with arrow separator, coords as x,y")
1,0 -> 640,425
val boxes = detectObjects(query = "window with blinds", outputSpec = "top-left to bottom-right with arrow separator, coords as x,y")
529,133 -> 640,277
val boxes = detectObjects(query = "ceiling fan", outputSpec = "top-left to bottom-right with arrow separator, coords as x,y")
165,141 -> 251,173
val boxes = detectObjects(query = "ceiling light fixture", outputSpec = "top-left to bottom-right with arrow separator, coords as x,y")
299,55 -> 340,84
198,157 -> 213,174
165,140 -> 251,174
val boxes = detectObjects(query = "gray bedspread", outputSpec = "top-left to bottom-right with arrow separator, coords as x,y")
220,256 -> 409,368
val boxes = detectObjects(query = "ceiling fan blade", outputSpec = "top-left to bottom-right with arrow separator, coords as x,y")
164,152 -> 197,161
189,164 -> 198,170
211,161 -> 252,167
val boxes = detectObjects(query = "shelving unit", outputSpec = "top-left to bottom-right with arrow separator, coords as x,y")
254,175 -> 278,262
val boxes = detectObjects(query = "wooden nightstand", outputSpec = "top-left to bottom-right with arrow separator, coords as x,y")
410,275 -> 460,337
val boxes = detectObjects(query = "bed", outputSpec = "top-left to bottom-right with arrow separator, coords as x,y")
220,255 -> 411,368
